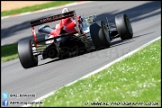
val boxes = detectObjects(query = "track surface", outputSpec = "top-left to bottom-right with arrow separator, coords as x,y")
1,1 -> 161,107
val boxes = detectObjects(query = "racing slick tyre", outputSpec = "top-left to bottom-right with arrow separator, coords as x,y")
90,21 -> 111,50
115,14 -> 133,40
18,39 -> 38,68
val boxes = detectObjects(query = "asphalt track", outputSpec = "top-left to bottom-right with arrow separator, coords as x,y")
1,1 -> 161,107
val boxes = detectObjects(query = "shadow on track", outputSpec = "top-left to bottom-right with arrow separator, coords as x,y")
133,31 -> 155,39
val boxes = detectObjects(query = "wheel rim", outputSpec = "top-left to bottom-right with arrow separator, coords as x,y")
103,23 -> 110,43
31,41 -> 38,61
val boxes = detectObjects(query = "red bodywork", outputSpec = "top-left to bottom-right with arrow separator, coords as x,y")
31,11 -> 80,46
50,16 -> 81,37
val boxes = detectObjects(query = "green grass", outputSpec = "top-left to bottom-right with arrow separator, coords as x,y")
36,39 -> 161,107
2,1 -> 75,16
1,43 -> 18,63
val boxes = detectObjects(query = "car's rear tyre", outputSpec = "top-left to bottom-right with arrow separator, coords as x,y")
18,39 -> 38,68
115,14 -> 133,40
90,21 -> 111,50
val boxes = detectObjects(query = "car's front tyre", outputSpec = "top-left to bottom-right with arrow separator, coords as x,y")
115,14 -> 133,40
90,21 -> 111,50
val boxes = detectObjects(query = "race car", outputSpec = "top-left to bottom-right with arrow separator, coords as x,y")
18,8 -> 133,69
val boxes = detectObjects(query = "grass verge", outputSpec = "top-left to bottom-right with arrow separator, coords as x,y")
36,39 -> 161,107
2,1 -> 75,17
1,43 -> 18,63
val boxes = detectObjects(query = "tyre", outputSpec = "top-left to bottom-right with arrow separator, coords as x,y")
18,39 -> 38,68
90,21 -> 111,50
115,14 -> 133,40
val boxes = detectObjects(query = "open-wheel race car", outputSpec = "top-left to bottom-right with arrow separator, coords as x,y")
18,8 -> 133,69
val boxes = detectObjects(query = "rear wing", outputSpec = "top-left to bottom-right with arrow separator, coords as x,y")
30,10 -> 75,26
30,10 -> 81,45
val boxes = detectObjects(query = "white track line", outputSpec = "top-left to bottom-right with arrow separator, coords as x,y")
1,1 -> 92,20
22,36 -> 161,107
